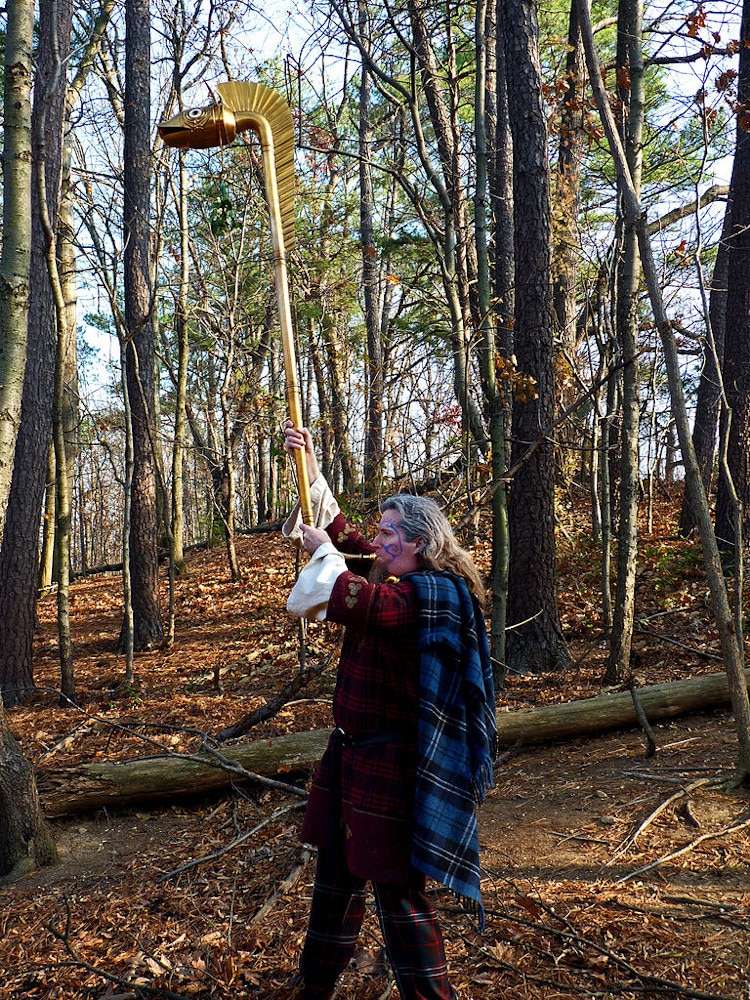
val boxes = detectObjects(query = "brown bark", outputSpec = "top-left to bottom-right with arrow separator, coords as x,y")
606,0 -> 644,685
0,715 -> 57,881
552,0 -> 584,360
36,670 -> 749,818
715,1 -> 750,558
679,199 -> 731,537
503,0 -> 570,674
0,0 -> 73,706
120,0 -> 163,650
359,1 -> 385,493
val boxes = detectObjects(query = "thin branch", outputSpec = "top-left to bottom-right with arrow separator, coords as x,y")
609,777 -> 718,863
617,812 -> 750,883
156,802 -> 306,883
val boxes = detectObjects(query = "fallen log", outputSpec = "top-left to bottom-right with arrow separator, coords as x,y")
492,667 -> 749,746
38,729 -> 330,817
37,668 -> 748,817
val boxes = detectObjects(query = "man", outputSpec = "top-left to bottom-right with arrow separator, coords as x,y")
282,422 -> 496,1000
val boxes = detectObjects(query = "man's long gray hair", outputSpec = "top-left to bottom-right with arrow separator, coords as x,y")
380,494 -> 485,603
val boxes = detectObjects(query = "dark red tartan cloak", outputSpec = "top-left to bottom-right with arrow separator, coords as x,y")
299,512 -> 420,883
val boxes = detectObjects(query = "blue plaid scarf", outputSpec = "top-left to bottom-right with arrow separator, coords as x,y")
409,571 -> 497,930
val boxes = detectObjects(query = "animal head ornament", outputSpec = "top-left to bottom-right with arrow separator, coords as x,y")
158,97 -> 238,149
158,81 -> 296,252
158,81 -> 310,522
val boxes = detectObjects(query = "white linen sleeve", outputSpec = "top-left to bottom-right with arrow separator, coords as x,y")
282,475 -> 341,547
286,541 -> 348,621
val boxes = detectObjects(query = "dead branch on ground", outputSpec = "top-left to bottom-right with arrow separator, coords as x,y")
616,810 -> 750,883
608,777 -> 719,863
215,639 -> 342,743
157,802 -> 306,883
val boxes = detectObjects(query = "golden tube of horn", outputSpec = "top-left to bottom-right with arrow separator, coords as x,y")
158,85 -> 313,526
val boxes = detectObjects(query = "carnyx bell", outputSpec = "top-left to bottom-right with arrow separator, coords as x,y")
157,81 -> 313,527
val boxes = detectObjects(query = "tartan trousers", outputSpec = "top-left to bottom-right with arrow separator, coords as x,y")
298,852 -> 456,1000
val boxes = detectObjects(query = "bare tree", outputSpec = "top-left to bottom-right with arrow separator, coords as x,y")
503,0 -> 571,674
119,0 -> 164,652
606,0 -> 644,685
0,0 -> 59,883
577,0 -> 750,781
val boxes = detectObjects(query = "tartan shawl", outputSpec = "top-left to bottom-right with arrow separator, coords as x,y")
409,571 -> 497,930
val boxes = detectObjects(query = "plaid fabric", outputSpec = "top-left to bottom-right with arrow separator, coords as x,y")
301,851 -> 455,1000
300,556 -> 421,883
409,571 -> 497,930
373,879 -> 455,999
300,855 -> 367,997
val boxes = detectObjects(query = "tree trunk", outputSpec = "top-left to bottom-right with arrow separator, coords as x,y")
606,0 -> 644,684
0,0 -> 35,534
171,150 -> 191,575
407,0 -> 488,456
715,2 -> 750,561
477,0 -> 510,679
679,198 -> 731,536
552,0 -> 586,484
38,445 -> 57,592
120,0 -> 163,650
319,310 -> 356,491
492,0 -> 515,359
0,714 -> 57,881
503,0 -> 571,674
35,669 -> 750,819
551,0 -> 584,360
358,1 -> 385,494
0,0 -> 72,705
0,3 -> 55,886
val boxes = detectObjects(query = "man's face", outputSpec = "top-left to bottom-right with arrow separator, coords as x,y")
372,511 -> 423,577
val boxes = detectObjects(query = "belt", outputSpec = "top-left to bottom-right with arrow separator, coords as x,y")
324,727 -> 406,865
331,726 -> 406,750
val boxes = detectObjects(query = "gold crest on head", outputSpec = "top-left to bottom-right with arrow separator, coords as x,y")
158,101 -> 237,149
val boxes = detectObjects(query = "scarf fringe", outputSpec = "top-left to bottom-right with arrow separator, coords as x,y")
454,890 -> 485,931
472,756 -> 495,805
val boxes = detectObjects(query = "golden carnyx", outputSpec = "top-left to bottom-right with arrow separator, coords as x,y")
157,81 -> 296,251
158,80 -> 310,521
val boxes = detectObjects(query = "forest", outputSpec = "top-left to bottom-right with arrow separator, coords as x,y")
0,0 -> 749,998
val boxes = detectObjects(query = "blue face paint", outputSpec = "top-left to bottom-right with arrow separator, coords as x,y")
373,512 -> 423,576
378,519 -> 404,561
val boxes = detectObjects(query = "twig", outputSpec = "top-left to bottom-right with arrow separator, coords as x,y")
548,830 -> 611,846
478,895 -> 736,1000
608,777 -> 718,863
248,848 -> 312,926
628,679 -> 657,757
633,626 -> 723,661
215,638 -> 342,743
197,741 -> 309,798
156,801 -> 305,883
47,896 -> 196,1000
616,812 -> 750,883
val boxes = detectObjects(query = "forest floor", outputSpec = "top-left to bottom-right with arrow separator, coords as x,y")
2,488 -> 749,1000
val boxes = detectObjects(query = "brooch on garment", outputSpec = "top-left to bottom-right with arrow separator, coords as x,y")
345,580 -> 363,608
